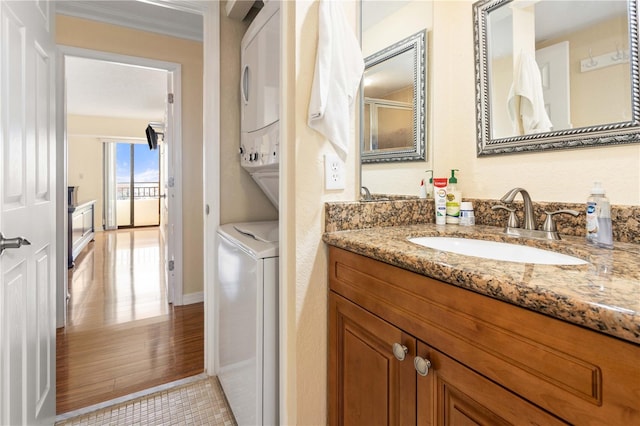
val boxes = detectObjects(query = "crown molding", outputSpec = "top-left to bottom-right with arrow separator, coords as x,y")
56,1 -> 203,41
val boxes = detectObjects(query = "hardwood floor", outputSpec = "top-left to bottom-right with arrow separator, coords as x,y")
56,228 -> 204,414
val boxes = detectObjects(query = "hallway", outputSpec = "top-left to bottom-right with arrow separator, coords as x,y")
57,228 -> 204,414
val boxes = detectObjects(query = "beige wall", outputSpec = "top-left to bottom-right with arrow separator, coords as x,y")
57,15 -> 204,295
219,7 -> 278,224
67,114 -> 151,229
68,134 -> 103,224
361,0 -> 434,196
361,1 -> 640,204
432,1 -> 639,205
539,15 -> 631,128
281,2 -> 360,424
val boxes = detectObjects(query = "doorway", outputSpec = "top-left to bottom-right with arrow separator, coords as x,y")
58,47 -> 185,325
58,48 -> 189,413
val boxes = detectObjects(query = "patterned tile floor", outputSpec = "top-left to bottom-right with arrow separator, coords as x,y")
56,375 -> 236,426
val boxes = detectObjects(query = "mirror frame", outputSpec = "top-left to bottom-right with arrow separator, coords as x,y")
361,30 -> 426,163
473,0 -> 640,156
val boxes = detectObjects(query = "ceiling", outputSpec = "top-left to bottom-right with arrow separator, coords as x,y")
65,57 -> 168,121
58,0 -> 204,122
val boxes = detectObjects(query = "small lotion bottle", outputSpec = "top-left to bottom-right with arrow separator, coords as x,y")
419,179 -> 427,199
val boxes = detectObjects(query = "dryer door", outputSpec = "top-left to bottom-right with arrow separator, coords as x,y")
240,5 -> 280,133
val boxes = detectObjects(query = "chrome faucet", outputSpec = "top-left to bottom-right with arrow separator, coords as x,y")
500,187 -> 536,230
497,187 -> 579,240
361,186 -> 373,201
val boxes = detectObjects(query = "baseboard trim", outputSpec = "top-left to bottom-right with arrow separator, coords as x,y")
181,291 -> 204,305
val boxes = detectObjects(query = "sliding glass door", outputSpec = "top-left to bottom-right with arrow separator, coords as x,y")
115,142 -> 160,228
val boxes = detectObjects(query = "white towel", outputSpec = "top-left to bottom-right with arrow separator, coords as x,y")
308,0 -> 364,156
507,50 -> 553,134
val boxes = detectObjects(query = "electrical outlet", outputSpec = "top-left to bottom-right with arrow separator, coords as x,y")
324,154 -> 345,190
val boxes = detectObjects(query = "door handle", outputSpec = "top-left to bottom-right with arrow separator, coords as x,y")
0,232 -> 31,255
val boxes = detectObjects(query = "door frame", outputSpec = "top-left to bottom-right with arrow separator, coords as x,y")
55,46 -> 184,326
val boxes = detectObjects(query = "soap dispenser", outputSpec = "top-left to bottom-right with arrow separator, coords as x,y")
586,181 -> 613,248
425,170 -> 433,199
446,169 -> 461,224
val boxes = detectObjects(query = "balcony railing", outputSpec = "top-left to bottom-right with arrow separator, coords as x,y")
116,182 -> 160,227
117,182 -> 160,200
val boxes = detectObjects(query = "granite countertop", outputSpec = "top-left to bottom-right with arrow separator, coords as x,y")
323,224 -> 640,345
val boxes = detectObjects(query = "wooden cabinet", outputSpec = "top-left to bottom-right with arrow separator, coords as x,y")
328,247 -> 640,425
329,293 -> 415,426
415,342 -> 566,425
330,293 -> 564,426
68,200 -> 96,268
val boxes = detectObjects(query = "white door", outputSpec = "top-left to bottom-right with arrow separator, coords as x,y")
0,1 -> 56,424
536,41 -> 571,131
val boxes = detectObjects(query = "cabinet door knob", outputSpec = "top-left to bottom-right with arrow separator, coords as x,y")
414,356 -> 432,376
392,343 -> 408,361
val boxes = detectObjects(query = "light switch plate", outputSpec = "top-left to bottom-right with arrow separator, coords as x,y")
324,154 -> 345,190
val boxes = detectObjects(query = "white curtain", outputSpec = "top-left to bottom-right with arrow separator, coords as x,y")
103,142 -> 117,230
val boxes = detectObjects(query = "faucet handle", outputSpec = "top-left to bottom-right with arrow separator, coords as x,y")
492,205 -> 519,228
541,210 -> 580,232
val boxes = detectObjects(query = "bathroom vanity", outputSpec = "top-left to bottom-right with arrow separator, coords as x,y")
325,224 -> 640,425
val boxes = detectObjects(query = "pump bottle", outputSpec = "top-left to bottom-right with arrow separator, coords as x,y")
586,181 -> 613,249
446,169 -> 461,224
425,170 -> 433,199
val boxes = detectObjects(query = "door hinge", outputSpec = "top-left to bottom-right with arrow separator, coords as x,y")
168,260 -> 175,271
168,93 -> 174,104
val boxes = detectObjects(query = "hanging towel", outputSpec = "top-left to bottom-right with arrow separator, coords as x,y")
507,50 -> 553,134
308,0 -> 364,156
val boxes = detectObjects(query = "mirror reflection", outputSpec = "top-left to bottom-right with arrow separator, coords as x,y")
363,48 -> 415,154
475,0 -> 640,155
488,0 -> 630,139
362,30 -> 426,162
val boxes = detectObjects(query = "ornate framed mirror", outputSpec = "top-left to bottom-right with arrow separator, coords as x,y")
474,0 -> 640,155
361,30 -> 426,163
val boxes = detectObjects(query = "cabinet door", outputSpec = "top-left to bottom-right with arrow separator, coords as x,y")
81,207 -> 93,236
416,342 -> 567,426
329,293 -> 416,426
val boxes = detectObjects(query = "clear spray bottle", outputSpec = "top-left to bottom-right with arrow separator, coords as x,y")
586,181 -> 613,249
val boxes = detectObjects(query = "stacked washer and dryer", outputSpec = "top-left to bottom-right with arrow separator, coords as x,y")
216,1 -> 280,425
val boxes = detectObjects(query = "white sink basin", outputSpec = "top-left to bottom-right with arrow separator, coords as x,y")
409,237 -> 588,265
